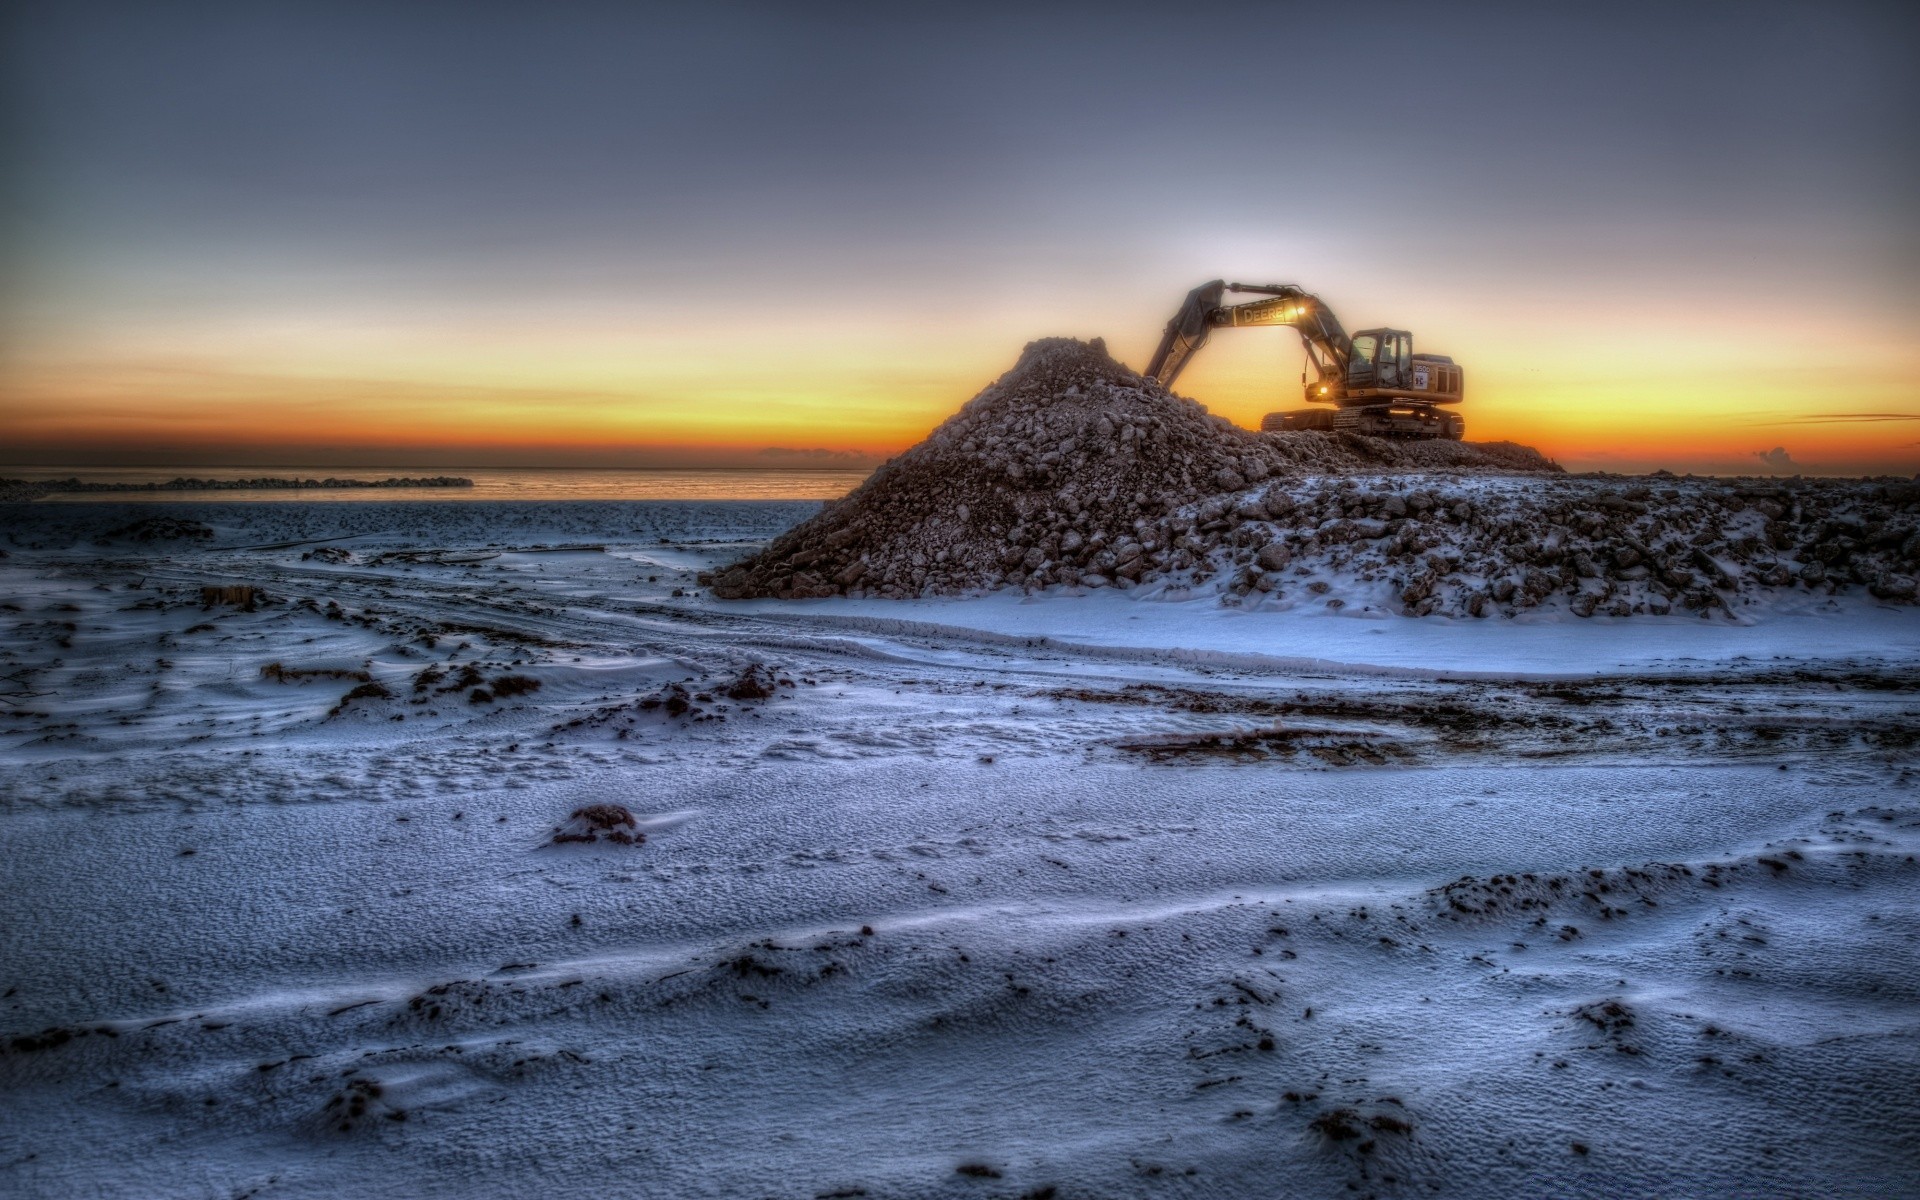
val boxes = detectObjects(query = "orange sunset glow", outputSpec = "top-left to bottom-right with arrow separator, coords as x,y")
7,277 -> 1915,476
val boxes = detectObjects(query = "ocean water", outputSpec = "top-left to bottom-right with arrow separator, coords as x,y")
4,465 -> 870,502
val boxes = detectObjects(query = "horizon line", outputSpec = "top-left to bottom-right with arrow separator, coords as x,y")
0,463 -> 880,473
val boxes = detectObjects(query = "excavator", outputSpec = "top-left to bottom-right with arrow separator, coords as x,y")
1143,280 -> 1465,440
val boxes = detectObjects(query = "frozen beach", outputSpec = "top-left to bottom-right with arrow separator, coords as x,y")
2,498 -> 1917,1199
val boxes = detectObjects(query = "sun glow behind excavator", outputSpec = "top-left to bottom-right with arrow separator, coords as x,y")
1144,280 -> 1466,440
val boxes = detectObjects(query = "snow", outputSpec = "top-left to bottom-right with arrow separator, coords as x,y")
733,586 -> 1920,678
2,498 -> 1917,1198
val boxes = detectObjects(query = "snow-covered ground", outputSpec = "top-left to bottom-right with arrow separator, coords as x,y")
2,499 -> 1917,1199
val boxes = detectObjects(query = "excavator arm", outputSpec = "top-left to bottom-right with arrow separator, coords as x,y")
1143,280 -> 1354,390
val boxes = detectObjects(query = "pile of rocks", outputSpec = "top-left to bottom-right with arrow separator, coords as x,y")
550,804 -> 644,846
1259,470 -> 1920,614
708,337 -> 1919,616
1202,472 -> 1920,617
708,338 -> 1555,601
630,664 -> 795,721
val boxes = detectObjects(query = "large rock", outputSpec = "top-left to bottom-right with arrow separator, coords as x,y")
1256,542 -> 1293,572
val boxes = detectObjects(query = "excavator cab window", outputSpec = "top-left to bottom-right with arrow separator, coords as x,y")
1352,329 -> 1411,389
1377,331 -> 1408,388
1349,334 -> 1378,387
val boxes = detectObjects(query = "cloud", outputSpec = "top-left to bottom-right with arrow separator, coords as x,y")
1751,446 -> 1795,470
757,447 -> 872,463
1754,412 -> 1920,426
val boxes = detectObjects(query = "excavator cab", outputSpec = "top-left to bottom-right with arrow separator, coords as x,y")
1348,329 -> 1411,390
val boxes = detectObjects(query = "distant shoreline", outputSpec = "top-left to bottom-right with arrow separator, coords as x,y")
0,476 -> 473,502
0,466 -> 870,503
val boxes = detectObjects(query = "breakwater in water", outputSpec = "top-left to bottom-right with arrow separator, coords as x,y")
1,475 -> 473,502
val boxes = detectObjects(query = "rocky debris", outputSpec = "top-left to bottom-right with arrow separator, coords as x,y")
1569,997 -> 1644,1056
550,803 -> 644,846
1212,473 -> 1920,619
368,549 -> 501,567
1116,725 -> 1410,766
1572,997 -> 1636,1039
3,1024 -> 110,1055
1302,1097 -> 1433,1192
303,545 -> 354,563
641,665 -> 793,716
640,681 -> 696,717
1310,1106 -> 1415,1143
707,337 -> 1919,616
484,674 -> 543,700
550,664 -> 797,740
725,663 -> 782,700
98,516 -> 215,543
414,662 -> 483,696
0,480 -> 49,503
321,1075 -> 408,1131
262,662 -> 372,684
1432,863 -> 1698,922
13,474 -> 471,497
326,680 -> 392,717
200,585 -> 260,610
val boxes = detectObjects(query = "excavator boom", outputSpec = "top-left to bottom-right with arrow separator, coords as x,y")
1144,280 -> 1352,389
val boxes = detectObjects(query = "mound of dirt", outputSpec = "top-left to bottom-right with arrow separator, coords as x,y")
550,804 -> 644,846
709,338 -> 1557,600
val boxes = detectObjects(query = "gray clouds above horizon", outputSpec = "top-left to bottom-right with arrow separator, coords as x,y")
5,0 -> 1915,301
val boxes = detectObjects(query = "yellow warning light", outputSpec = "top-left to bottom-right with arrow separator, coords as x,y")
1319,386 -> 1328,395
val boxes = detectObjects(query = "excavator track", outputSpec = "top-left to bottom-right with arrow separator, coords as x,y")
1331,405 -> 1465,440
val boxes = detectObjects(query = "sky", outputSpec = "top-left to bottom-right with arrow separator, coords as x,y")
2,0 -> 1916,476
